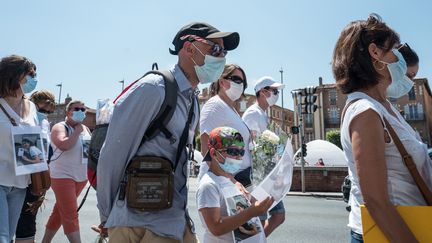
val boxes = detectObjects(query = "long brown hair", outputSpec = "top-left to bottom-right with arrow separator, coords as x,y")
332,14 -> 399,94
0,55 -> 36,97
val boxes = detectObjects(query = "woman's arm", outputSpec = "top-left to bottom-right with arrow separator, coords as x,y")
51,123 -> 83,151
22,154 -> 40,163
200,196 -> 273,236
350,109 -> 418,243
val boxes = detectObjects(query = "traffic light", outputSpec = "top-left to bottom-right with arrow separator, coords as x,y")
300,86 -> 318,114
301,143 -> 307,157
291,126 -> 300,134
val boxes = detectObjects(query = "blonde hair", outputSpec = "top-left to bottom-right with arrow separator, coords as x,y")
30,90 -> 56,110
66,100 -> 84,112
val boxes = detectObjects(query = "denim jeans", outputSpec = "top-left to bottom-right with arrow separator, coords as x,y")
350,230 -> 364,243
0,185 -> 26,243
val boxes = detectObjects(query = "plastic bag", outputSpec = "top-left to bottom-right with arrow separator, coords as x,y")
96,99 -> 114,125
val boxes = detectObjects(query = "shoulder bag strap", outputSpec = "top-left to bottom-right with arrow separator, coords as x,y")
341,98 -> 361,125
0,103 -> 18,126
383,117 -> 432,206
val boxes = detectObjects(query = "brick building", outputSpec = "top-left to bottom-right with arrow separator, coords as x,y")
293,77 -> 432,148
198,87 -> 294,133
48,94 -> 96,130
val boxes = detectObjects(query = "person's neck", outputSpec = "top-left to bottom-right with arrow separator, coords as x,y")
65,117 -> 77,127
257,97 -> 269,111
218,91 -> 235,108
208,160 -> 229,178
178,59 -> 199,89
4,95 -> 23,107
360,82 -> 388,104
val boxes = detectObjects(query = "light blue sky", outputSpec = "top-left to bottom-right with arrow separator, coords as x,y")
2,0 -> 431,110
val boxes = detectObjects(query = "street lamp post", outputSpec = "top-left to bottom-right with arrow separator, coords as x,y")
119,80 -> 125,91
280,67 -> 284,132
56,83 -> 62,104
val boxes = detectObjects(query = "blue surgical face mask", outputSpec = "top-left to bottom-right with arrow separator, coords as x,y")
36,111 -> 47,124
380,49 -> 414,98
72,110 -> 86,122
22,75 -> 38,94
191,43 -> 226,84
216,151 -> 242,175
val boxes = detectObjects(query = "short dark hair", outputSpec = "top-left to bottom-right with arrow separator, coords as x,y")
398,43 -> 419,67
0,55 -> 36,97
22,138 -> 33,145
332,14 -> 400,94
210,64 -> 248,97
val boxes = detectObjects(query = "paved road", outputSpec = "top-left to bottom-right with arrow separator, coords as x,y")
35,178 -> 349,243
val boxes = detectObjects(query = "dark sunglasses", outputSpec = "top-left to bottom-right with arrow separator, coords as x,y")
73,107 -> 86,112
38,108 -> 53,114
225,76 -> 244,84
264,87 -> 280,95
181,35 -> 228,57
220,147 -> 245,157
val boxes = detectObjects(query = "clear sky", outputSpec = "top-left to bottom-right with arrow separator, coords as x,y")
2,0 -> 431,110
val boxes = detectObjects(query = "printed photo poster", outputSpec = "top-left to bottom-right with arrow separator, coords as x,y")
82,135 -> 91,164
11,126 -> 48,175
251,138 -> 295,210
221,183 -> 266,243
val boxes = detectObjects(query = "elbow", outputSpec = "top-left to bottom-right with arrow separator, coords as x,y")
208,227 -> 225,237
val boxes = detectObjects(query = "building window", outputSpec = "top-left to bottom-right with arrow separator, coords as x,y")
405,104 -> 423,120
328,107 -> 339,124
408,87 -> 416,100
239,100 -> 247,112
272,109 -> 275,118
329,90 -> 337,105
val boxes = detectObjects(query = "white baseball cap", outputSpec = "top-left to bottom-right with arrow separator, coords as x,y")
254,76 -> 285,93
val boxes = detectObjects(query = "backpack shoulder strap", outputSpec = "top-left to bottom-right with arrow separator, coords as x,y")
142,70 -> 179,144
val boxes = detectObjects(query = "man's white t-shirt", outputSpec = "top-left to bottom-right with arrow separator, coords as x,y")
242,103 -> 268,136
200,95 -> 252,171
197,172 -> 233,243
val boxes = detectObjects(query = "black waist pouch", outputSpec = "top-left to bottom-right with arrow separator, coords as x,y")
125,156 -> 174,211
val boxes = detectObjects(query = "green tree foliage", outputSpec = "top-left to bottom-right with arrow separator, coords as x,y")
326,129 -> 342,149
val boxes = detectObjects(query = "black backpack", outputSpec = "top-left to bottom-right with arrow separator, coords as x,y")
87,68 -> 178,190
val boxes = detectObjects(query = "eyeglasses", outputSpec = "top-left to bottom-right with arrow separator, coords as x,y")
219,147 -> 245,157
264,87 -> 280,95
181,35 -> 228,57
397,42 -> 411,51
73,107 -> 86,112
38,108 -> 53,114
225,76 -> 244,84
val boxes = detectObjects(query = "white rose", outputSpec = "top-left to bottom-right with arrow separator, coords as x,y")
261,130 -> 280,145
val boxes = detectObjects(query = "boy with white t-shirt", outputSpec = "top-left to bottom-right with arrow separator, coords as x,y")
197,126 -> 273,243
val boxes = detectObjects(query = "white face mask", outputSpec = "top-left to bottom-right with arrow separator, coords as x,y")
191,43 -> 226,84
266,93 -> 279,106
225,82 -> 244,101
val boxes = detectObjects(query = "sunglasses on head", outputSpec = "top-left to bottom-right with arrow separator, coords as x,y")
181,35 -> 228,57
264,87 -> 280,95
73,107 -> 86,112
220,147 -> 245,157
225,75 -> 244,84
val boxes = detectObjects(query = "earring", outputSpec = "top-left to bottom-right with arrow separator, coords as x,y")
373,60 -> 386,71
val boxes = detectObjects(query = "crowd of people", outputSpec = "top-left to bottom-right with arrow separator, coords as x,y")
0,13 -> 431,243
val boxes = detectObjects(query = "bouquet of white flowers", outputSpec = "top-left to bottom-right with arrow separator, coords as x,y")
252,122 -> 290,186
252,130 -> 280,186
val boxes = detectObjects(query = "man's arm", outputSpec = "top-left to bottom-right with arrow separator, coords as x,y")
96,76 -> 164,223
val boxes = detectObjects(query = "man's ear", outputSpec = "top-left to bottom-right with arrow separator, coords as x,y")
182,42 -> 194,57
